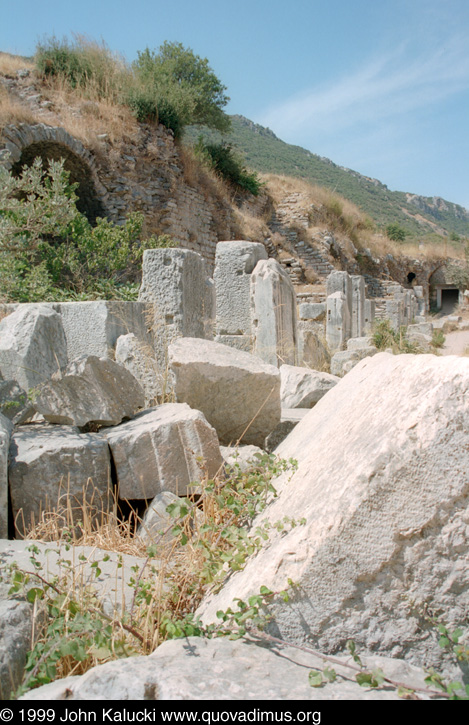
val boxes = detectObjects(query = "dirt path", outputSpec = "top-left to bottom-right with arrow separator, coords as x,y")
441,329 -> 469,356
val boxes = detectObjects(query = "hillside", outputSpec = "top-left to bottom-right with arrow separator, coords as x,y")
184,115 -> 469,242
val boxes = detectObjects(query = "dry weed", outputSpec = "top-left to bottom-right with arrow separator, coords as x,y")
0,85 -> 37,131
0,52 -> 34,76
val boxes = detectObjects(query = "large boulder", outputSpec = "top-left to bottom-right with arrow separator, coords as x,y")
9,425 -> 111,536
19,635 -> 435,701
169,338 -> 281,446
198,353 -> 469,678
105,404 -> 223,500
280,364 -> 339,408
0,305 -> 67,390
0,413 -> 13,538
34,355 -> 144,428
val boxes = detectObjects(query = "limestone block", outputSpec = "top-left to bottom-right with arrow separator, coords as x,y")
407,323 -> 433,341
326,291 -> 348,351
9,425 -> 111,536
346,336 -> 374,350
385,298 -> 404,332
364,299 -> 375,333
105,404 -> 223,500
351,275 -> 366,338
52,301 -> 154,362
280,364 -> 339,408
137,491 -> 180,545
298,303 -> 326,321
297,322 -> 330,370
34,355 -> 144,428
331,346 -> 378,376
198,353 -> 469,680
169,338 -> 281,447
214,241 -> 267,336
220,444 -> 265,473
214,334 -> 252,353
264,408 -> 309,452
19,635 -> 436,701
115,333 -> 160,407
0,413 -> 13,539
250,259 -> 297,367
0,304 -> 67,390
0,599 -> 34,699
326,271 -> 352,339
138,249 -> 215,365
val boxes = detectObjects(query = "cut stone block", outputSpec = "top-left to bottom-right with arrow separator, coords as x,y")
331,346 -> 378,376
0,413 -> 13,539
297,322 -> 330,370
250,259 -> 297,367
137,491 -> 180,545
198,353 -> 469,680
214,241 -> 267,336
34,355 -> 144,428
9,425 -> 111,536
220,445 -> 265,473
115,333 -> 160,407
264,409 -> 309,453
138,249 -> 215,370
364,299 -> 375,333
326,271 -> 352,340
280,364 -> 339,408
0,304 -> 67,390
105,404 -> 223,500
326,291 -> 348,352
0,599 -> 34,700
214,334 -> 252,353
351,275 -> 366,338
169,337 -> 281,447
298,303 -> 326,321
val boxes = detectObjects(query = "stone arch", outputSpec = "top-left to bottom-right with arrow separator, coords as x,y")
0,123 -> 110,223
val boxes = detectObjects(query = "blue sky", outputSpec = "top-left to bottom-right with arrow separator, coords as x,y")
2,0 -> 469,209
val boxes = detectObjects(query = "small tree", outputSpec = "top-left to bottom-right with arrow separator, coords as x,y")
132,42 -> 230,135
386,223 -> 407,242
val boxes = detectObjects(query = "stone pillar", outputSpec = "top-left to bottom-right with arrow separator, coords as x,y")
138,248 -> 215,372
364,299 -> 376,334
351,275 -> 366,338
386,299 -> 404,332
326,271 -> 352,341
0,414 -> 13,538
326,291 -> 348,352
250,258 -> 297,367
214,241 -> 267,351
413,286 -> 426,316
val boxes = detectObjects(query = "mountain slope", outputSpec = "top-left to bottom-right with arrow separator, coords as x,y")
184,115 -> 469,241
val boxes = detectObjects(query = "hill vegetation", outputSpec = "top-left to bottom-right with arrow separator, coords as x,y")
184,115 -> 469,245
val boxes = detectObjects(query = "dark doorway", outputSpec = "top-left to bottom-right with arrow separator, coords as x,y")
407,272 -> 416,284
441,288 -> 459,313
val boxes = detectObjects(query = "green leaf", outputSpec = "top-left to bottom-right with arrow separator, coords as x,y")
26,587 -> 44,603
308,670 -> 324,688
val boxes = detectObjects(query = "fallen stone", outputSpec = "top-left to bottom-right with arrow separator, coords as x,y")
264,409 -> 309,453
280,364 -> 339,408
220,444 -> 265,473
137,491 -> 180,546
105,404 -> 223,500
0,305 -> 67,390
298,303 -> 326,321
0,598 -> 34,700
0,540 -> 148,616
20,635 -> 437,701
330,346 -> 378,377
115,333 -> 160,407
34,355 -> 144,428
297,323 -> 330,370
0,414 -> 13,539
9,425 -> 111,536
169,338 -> 281,447
198,353 -> 469,680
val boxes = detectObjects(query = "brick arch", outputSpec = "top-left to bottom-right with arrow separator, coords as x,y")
0,123 -> 110,223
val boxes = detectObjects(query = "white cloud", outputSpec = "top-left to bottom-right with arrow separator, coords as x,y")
259,36 -> 469,137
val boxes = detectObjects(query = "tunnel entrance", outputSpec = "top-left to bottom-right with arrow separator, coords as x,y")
407,271 -> 416,284
439,288 -> 460,314
12,141 -> 106,224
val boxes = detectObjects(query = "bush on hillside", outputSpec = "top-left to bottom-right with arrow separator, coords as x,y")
0,156 -> 175,302
195,138 -> 262,195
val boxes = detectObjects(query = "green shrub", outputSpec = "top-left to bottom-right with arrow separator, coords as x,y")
386,223 -> 407,242
0,156 -> 175,302
195,139 -> 262,195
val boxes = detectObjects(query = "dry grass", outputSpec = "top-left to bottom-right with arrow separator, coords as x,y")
0,84 -> 37,131
0,52 -> 34,76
